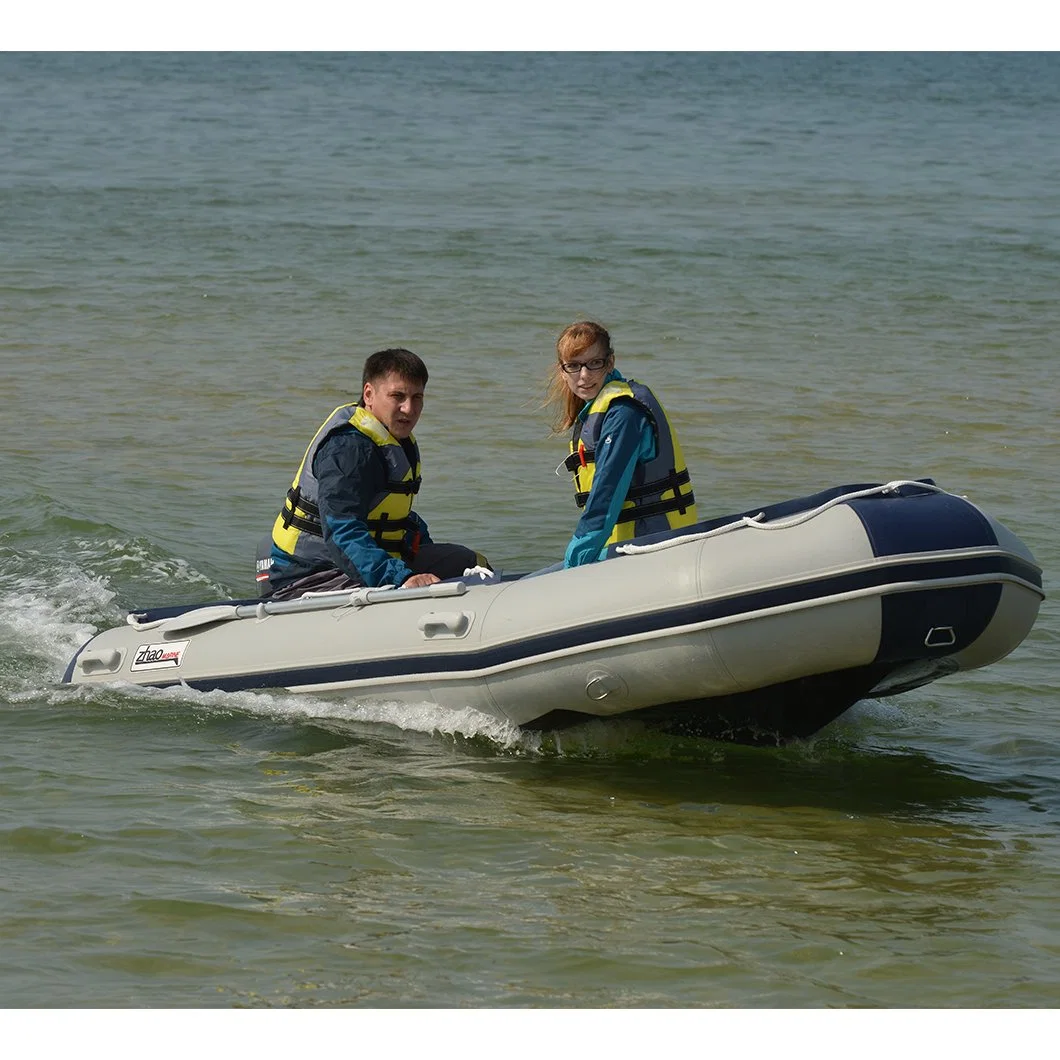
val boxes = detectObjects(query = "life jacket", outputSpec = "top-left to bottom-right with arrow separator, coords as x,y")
565,378 -> 696,544
270,403 -> 423,570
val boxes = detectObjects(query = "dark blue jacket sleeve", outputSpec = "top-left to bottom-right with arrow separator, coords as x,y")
407,509 -> 432,546
564,401 -> 656,567
313,429 -> 415,587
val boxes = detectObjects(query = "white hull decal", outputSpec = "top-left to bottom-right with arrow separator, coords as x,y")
130,640 -> 190,671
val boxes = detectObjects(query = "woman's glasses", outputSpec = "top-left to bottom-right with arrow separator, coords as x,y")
560,357 -> 608,375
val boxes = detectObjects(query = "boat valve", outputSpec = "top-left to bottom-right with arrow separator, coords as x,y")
585,669 -> 628,702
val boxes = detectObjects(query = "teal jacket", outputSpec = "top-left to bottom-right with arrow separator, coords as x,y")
564,369 -> 657,567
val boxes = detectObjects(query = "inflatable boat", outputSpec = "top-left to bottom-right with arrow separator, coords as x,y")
63,480 -> 1044,744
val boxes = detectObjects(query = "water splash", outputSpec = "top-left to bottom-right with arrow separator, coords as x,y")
0,520 -> 235,678
0,570 -> 114,671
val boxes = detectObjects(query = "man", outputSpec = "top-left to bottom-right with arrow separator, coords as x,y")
261,348 -> 485,600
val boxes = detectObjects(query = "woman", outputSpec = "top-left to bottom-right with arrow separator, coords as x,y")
545,320 -> 698,567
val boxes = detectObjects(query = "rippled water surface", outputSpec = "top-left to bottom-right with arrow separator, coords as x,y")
1,52 -> 1058,1009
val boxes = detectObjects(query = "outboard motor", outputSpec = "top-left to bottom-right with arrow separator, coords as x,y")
254,535 -> 273,597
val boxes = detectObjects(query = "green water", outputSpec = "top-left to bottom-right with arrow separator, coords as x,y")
1,53 -> 1057,1008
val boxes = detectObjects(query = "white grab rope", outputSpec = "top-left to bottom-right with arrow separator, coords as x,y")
614,479 -> 949,556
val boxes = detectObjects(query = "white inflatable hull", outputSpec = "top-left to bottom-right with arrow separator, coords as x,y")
64,481 -> 1044,743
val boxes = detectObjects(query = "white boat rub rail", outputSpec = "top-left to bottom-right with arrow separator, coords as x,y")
614,479 -> 950,556
127,580 -> 471,634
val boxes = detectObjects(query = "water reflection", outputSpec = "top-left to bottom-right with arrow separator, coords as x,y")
260,708 -> 1032,823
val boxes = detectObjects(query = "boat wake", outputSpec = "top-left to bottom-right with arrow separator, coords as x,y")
0,570 -> 111,671
1,519 -> 232,673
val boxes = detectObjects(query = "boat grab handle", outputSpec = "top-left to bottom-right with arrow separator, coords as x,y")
129,579 -> 469,632
417,611 -> 473,638
925,626 -> 957,648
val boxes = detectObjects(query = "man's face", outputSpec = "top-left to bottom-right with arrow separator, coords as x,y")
362,371 -> 426,440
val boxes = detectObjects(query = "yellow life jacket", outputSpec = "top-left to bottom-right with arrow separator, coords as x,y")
565,378 -> 696,545
271,404 -> 422,564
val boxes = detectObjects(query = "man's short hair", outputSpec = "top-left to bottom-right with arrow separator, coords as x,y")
362,348 -> 429,388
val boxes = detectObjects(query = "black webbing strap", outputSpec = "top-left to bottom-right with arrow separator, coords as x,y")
616,490 -> 696,524
389,477 -> 422,496
367,512 -> 418,550
280,486 -> 323,536
575,468 -> 692,513
626,467 -> 690,502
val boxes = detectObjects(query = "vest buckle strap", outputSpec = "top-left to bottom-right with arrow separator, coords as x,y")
625,467 -> 690,502
564,449 -> 596,473
615,490 -> 696,524
391,478 -> 423,496
281,485 -> 321,530
282,511 -> 323,536
366,513 -> 418,550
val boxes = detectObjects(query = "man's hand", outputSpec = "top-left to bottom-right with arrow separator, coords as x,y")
402,573 -> 441,589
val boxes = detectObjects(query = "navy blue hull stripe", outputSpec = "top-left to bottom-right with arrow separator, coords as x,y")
129,552 -> 1041,695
